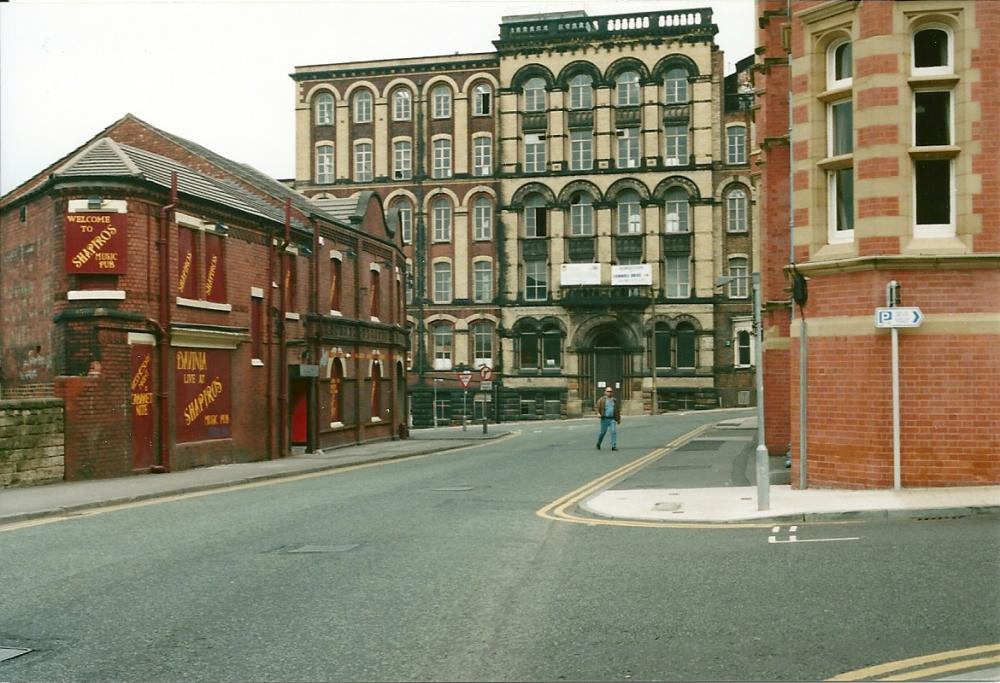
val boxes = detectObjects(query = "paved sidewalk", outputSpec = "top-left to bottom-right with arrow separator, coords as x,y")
2,416 -> 998,527
0,425 -> 515,526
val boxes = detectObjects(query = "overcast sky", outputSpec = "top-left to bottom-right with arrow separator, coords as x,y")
0,0 -> 756,195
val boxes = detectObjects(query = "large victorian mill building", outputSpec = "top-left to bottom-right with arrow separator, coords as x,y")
293,7 -> 755,426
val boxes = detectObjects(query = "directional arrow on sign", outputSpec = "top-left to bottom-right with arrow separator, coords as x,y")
875,307 -> 924,328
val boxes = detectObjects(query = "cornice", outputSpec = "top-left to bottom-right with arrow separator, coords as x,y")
786,253 -> 1000,277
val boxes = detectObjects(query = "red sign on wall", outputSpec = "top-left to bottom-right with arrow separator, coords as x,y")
130,345 -> 155,470
64,212 -> 128,274
174,348 -> 232,442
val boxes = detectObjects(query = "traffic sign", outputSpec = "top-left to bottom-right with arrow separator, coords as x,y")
479,365 -> 492,381
875,307 -> 924,328
457,370 -> 473,389
480,380 -> 493,392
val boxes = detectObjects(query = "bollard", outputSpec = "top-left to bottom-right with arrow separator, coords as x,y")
482,416 -> 488,434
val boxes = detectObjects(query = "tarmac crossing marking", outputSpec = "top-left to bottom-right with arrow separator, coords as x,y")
769,525 -> 859,544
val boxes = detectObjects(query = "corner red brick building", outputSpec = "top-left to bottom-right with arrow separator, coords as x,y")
1,115 -> 409,481
753,0 -> 999,487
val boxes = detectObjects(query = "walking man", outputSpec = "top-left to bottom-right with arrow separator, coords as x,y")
595,386 -> 621,451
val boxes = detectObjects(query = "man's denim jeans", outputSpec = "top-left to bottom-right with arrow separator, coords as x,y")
597,417 -> 617,448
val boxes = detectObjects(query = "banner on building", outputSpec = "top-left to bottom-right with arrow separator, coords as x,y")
64,212 -> 128,274
175,348 -> 232,441
611,264 -> 652,286
559,263 -> 601,286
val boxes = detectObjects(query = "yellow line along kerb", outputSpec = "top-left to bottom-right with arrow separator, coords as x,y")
828,643 -> 1000,681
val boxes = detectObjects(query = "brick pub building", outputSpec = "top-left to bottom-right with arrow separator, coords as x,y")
0,115 -> 409,482
753,0 -> 999,487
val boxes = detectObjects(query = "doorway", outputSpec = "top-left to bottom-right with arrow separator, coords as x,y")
290,378 -> 310,446
581,327 -> 626,411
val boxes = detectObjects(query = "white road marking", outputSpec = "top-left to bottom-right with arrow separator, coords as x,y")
767,525 -> 859,544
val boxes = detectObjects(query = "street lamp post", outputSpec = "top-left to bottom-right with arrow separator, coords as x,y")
716,272 -> 769,511
433,378 -> 443,429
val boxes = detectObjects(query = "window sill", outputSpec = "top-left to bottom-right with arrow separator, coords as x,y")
285,312 -> 300,321
68,289 -> 126,301
817,154 -> 853,171
370,417 -> 382,423
330,310 -> 343,317
251,359 -> 264,367
902,234 -> 966,253
177,297 -> 233,312
817,85 -> 852,104
908,145 -> 960,159
908,73 -> 959,89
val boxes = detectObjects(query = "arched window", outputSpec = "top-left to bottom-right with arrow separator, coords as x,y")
676,322 -> 696,369
473,136 -> 492,177
432,197 -> 452,242
473,83 -> 492,115
472,322 -> 493,368
473,196 -> 492,241
432,85 -> 452,118
354,90 -> 373,123
569,192 -> 594,237
727,256 -> 748,298
727,125 -> 746,165
329,358 -> 344,425
432,138 -> 452,179
664,67 -> 688,104
354,142 -> 372,182
393,140 -> 412,180
524,194 -> 547,238
432,323 -> 452,370
517,321 -> 561,370
616,190 -> 642,235
616,70 -> 640,106
524,77 -> 547,112
329,254 -> 342,312
370,268 -> 381,319
391,198 -> 412,244
393,88 -> 412,121
664,188 -> 690,233
653,323 -> 670,369
913,26 -> 951,74
314,93 -> 334,125
315,144 -> 333,184
828,39 -> 853,89
569,74 -> 593,110
726,187 -> 748,232
472,260 -> 492,302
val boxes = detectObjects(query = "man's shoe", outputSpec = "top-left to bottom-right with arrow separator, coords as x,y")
596,443 -> 601,450
611,446 -> 617,451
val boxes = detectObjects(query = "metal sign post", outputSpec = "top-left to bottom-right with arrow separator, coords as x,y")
875,284 -> 922,490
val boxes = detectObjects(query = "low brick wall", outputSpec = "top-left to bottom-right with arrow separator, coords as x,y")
0,398 -> 65,487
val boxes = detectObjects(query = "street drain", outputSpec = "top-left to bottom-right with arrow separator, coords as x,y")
0,647 -> 31,663
284,544 -> 359,554
433,486 -> 475,491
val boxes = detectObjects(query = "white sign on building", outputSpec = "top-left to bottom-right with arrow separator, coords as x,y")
611,264 -> 652,286
559,263 -> 601,286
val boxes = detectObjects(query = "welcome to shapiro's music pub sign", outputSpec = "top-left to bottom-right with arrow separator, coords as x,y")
64,212 -> 128,274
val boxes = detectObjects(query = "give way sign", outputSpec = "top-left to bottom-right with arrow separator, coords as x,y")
457,370 -> 473,389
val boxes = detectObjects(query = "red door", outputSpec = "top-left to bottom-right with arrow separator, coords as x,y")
290,378 -> 309,445
130,345 -> 155,471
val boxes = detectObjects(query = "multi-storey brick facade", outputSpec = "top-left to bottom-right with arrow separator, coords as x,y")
292,7 -> 756,425
0,115 -> 409,482
754,0 -> 999,488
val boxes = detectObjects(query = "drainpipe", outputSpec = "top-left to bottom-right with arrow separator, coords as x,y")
309,214 -> 320,452
277,199 -> 291,458
265,221 -> 275,459
151,172 -> 177,473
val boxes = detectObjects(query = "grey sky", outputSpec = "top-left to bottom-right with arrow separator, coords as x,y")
0,0 -> 756,195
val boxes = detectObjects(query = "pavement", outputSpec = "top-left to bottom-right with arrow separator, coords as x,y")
1,415 -> 998,527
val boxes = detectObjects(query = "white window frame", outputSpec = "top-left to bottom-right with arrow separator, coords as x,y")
727,257 -> 749,299
472,260 -> 492,303
569,74 -> 593,110
432,198 -> 452,243
664,67 -> 688,104
913,158 -> 955,238
432,85 -> 452,119
393,89 -> 412,121
828,99 -> 853,157
524,77 -> 546,112
569,130 -> 593,171
354,142 -> 372,182
394,200 -> 413,244
616,192 -> 642,235
432,323 -> 453,370
664,190 -> 689,233
393,140 -> 412,180
617,127 -> 639,169
524,196 -> 547,238
727,125 -> 747,165
665,255 -> 690,299
314,93 -> 333,125
315,143 -> 334,184
524,134 -> 546,173
726,188 -> 748,232
473,136 -> 492,177
473,197 -> 492,241
569,194 -> 594,237
664,124 -> 688,166
432,262 -> 452,304
432,138 -> 452,179
733,317 -> 754,368
354,90 -> 373,124
827,39 -> 853,91
472,322 -> 493,369
616,71 -> 640,106
911,24 -> 953,77
524,260 -> 548,302
473,84 -> 492,116
827,167 -> 854,244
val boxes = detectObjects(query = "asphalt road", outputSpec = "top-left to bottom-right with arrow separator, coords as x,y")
1,412 -> 998,681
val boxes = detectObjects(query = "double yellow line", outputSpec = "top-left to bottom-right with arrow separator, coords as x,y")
536,422 -> 775,530
829,643 -> 1000,681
